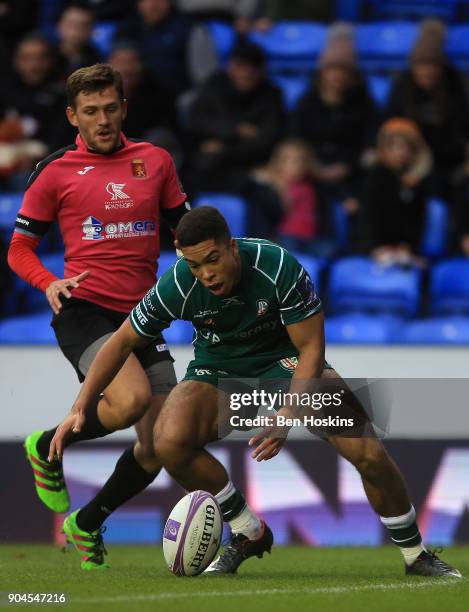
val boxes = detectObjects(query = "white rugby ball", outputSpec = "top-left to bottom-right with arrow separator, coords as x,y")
163,490 -> 223,576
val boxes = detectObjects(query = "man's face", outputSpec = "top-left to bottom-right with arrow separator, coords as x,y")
58,7 -> 94,48
179,238 -> 240,297
14,39 -> 52,86
109,48 -> 142,92
66,86 -> 127,153
138,0 -> 171,25
412,61 -> 442,91
228,60 -> 263,92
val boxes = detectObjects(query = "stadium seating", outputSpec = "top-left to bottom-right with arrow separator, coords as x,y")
91,22 -> 118,59
420,198 -> 449,259
328,256 -> 421,316
271,73 -> 310,111
163,320 -> 194,344
401,316 -> 469,344
366,73 -> 393,108
0,192 -> 22,241
0,311 -> 56,344
326,313 -> 403,343
249,22 -> 326,72
356,22 -> 418,70
193,194 -> 247,236
363,0 -> 460,21
446,24 -> 469,68
430,259 -> 469,314
206,21 -> 237,64
290,252 -> 324,293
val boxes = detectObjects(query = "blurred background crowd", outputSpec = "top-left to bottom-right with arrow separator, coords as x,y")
2,0 -> 469,341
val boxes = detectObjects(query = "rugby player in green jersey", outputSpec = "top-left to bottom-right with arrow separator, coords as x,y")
49,207 -> 461,578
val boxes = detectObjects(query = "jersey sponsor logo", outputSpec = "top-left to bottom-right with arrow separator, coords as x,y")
256,299 -> 269,316
195,368 -> 212,376
239,319 -> 278,338
297,272 -> 318,309
82,216 -> 156,240
105,201 -> 133,210
156,343 -> 168,352
134,304 -> 148,326
77,165 -> 94,175
278,356 -> 299,372
15,216 -> 30,226
220,296 -> 244,308
199,329 -> 220,344
194,309 -> 219,318
131,159 -> 147,178
106,182 -> 130,200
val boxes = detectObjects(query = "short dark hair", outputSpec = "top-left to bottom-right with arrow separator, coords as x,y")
66,63 -> 124,108
230,42 -> 266,68
176,207 -> 231,247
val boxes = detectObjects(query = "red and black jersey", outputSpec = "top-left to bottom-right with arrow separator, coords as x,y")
12,133 -> 186,313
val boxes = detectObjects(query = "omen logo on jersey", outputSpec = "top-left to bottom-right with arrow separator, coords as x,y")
82,217 -> 156,240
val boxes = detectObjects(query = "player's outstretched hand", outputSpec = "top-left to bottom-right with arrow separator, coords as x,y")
48,406 -> 86,462
248,407 -> 293,462
46,271 -> 90,314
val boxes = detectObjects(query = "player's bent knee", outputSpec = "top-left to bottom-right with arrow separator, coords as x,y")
111,389 -> 151,429
354,444 -> 391,479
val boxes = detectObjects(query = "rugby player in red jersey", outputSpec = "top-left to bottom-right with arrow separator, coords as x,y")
8,64 -> 188,569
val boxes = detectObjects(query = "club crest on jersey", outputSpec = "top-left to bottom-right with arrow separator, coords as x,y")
131,159 -> 147,178
278,356 -> 299,372
256,299 -> 269,316
106,182 -> 130,200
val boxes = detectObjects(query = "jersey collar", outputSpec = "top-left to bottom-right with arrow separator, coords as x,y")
75,132 -> 129,155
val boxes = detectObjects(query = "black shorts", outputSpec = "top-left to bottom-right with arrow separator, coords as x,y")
51,297 -> 174,383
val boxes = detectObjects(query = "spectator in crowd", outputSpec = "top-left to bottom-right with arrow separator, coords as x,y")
0,34 -> 65,189
292,23 -> 377,230
186,41 -> 284,193
0,0 -> 39,74
253,0 -> 334,30
253,139 -> 334,256
176,0 -> 260,32
115,0 -> 217,96
360,118 -> 434,267
54,2 -> 101,79
108,43 -> 177,138
81,0 -> 134,21
387,19 -> 468,188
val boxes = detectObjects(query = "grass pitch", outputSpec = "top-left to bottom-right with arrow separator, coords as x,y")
0,545 -> 467,612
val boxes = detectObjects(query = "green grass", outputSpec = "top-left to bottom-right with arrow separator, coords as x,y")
0,545 -> 467,612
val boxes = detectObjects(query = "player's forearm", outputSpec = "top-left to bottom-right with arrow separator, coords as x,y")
283,347 -> 324,417
8,233 -> 58,291
71,333 -> 133,413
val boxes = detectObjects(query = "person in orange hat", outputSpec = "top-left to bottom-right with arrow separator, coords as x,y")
360,117 -> 435,266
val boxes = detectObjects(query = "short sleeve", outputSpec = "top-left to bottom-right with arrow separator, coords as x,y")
129,264 -> 185,338
160,150 -> 187,210
276,250 -> 322,326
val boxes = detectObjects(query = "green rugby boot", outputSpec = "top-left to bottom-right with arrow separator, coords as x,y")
24,430 -> 70,513
63,510 -> 109,570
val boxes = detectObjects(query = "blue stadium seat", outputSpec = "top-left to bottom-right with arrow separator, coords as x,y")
193,194 -> 247,236
158,251 -> 178,277
430,259 -> 469,314
163,320 -> 194,344
446,25 -> 469,68
365,0 -> 460,21
328,256 -> 421,316
13,252 -> 64,313
271,74 -> 310,111
366,74 -> 392,108
92,22 -> 117,58
249,22 -> 326,72
0,192 -> 22,240
401,316 -> 469,344
290,252 -> 324,294
207,21 -> 236,63
356,22 -> 418,70
420,198 -> 449,258
326,313 -> 403,344
0,312 -> 55,344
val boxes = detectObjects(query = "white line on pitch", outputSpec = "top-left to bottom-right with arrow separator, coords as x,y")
73,579 -> 463,604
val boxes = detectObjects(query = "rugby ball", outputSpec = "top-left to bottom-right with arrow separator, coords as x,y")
163,490 -> 223,576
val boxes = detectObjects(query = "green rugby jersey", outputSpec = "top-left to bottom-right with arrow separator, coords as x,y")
130,238 -> 322,374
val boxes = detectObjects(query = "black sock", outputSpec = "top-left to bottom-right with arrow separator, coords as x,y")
76,447 -> 158,532
219,489 -> 247,521
36,400 -> 111,459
